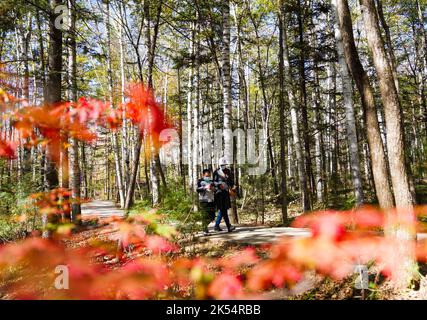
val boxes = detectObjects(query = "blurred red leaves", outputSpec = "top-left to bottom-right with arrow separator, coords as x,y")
0,87 -> 15,107
208,273 -> 244,299
216,247 -> 259,270
0,139 -> 16,159
0,83 -> 171,168
292,207 -> 386,239
1,204 -> 427,299
247,260 -> 302,291
29,188 -> 72,217
145,235 -> 178,254
124,83 -> 170,148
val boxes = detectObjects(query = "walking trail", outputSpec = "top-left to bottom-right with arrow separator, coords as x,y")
198,225 -> 312,245
81,201 -> 427,246
80,200 -> 311,245
81,200 -> 125,219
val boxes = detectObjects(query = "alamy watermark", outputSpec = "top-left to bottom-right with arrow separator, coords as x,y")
54,5 -> 70,31
159,127 -> 268,175
54,265 -> 69,290
51,4 -> 267,176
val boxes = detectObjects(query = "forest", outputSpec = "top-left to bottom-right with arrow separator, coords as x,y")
0,0 -> 427,301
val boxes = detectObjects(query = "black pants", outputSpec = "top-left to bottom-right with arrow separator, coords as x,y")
199,202 -> 215,232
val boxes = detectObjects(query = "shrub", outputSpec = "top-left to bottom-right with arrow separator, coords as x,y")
130,181 -> 202,234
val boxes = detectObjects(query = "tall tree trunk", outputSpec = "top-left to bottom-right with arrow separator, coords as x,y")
117,7 -> 129,192
43,0 -> 63,238
20,14 -> 32,176
103,0 -> 126,208
332,2 -> 364,206
235,5 -> 251,197
233,3 -> 247,200
334,0 -> 394,209
67,0 -> 81,221
36,10 -> 48,191
359,0 -> 415,208
282,8 -> 310,212
327,61 -> 340,194
221,0 -> 238,223
222,0 -> 233,163
375,0 -> 399,92
192,16 -> 201,198
297,0 -> 314,203
309,11 -> 326,204
186,22 -> 195,193
416,0 -> 427,79
278,0 -> 288,223
313,90 -> 325,204
376,0 -> 416,196
45,0 -> 63,190
59,5 -> 70,219
360,0 -> 417,286
192,50 -> 200,200
151,2 -> 166,196
177,67 -> 186,189
415,0 -> 427,142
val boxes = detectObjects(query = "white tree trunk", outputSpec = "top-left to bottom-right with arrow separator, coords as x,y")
117,10 -> 129,192
333,2 -> 364,206
103,1 -> 125,208
313,91 -> 324,203
67,0 -> 81,220
282,10 -> 310,211
186,21 -> 195,192
222,1 -> 233,163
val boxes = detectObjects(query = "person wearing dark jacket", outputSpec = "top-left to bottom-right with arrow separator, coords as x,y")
196,169 -> 216,235
213,158 -> 235,189
213,157 -> 236,232
214,183 -> 235,232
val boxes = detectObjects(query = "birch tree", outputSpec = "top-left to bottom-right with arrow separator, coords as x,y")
332,0 -> 364,206
103,0 -> 126,208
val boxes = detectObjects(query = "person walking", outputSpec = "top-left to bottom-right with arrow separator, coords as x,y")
213,157 -> 236,232
196,169 -> 216,236
213,157 -> 234,188
214,182 -> 236,232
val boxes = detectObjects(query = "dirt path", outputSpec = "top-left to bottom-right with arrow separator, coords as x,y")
199,224 -> 427,246
71,200 -> 125,257
81,200 -> 125,219
198,224 -> 312,245
80,201 -> 427,247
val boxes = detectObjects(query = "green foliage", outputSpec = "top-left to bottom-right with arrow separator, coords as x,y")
416,183 -> 427,204
128,198 -> 152,215
0,190 -> 14,215
0,216 -> 25,243
0,170 -> 41,242
130,180 -> 203,233
159,182 -> 203,233
159,184 -> 193,218
341,194 -> 357,211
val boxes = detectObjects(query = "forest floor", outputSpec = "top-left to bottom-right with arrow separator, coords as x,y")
75,200 -> 427,300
